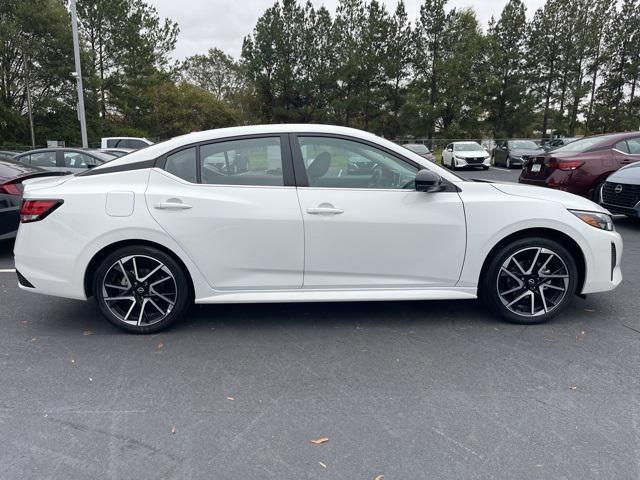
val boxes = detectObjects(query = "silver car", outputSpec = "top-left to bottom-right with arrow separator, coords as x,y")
13,148 -> 112,175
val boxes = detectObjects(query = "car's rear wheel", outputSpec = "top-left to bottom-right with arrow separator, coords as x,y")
481,237 -> 578,324
93,246 -> 191,333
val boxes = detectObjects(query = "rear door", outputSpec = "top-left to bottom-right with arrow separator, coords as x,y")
291,134 -> 466,289
27,151 -> 59,172
146,135 -> 304,290
62,151 -> 99,174
614,137 -> 640,168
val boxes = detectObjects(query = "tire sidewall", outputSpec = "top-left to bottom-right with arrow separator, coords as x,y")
481,237 -> 578,325
93,245 -> 191,333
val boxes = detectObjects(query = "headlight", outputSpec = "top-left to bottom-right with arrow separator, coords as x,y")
569,210 -> 613,231
454,155 -> 465,160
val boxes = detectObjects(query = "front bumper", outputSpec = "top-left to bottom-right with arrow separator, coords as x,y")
456,157 -> 490,168
580,229 -> 623,294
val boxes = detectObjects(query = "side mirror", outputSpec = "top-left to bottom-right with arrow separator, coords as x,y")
415,169 -> 444,193
447,147 -> 453,152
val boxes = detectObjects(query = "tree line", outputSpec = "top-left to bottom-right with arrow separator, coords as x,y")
1,0 -> 639,148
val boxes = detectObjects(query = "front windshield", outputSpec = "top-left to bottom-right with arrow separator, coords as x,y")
554,137 -> 602,153
508,140 -> 539,150
454,142 -> 483,152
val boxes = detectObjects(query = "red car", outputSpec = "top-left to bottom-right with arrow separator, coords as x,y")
519,132 -> 640,200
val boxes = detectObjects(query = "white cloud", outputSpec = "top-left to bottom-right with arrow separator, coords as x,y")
149,0 -> 546,60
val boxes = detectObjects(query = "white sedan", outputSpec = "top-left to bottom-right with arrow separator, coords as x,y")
14,125 -> 622,333
442,141 -> 491,170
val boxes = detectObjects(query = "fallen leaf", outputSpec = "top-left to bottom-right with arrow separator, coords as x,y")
310,437 -> 329,445
70,359 -> 75,364
569,384 -> 577,391
374,475 -> 384,480
319,462 -> 327,468
89,377 -> 93,382
227,396 -> 235,401
157,342 -> 164,349
21,320 -> 27,325
83,330 -> 93,336
584,308 -> 595,313
31,337 -> 37,342
171,425 -> 176,434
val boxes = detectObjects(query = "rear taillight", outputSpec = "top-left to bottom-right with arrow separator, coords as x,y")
0,182 -> 22,195
19,199 -> 63,223
547,159 -> 584,171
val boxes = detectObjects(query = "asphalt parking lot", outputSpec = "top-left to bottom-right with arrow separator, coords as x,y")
1,167 -> 639,479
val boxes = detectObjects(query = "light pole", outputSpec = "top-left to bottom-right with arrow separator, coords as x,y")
70,0 -> 88,148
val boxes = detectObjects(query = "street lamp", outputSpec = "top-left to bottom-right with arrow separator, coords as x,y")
70,0 -> 88,148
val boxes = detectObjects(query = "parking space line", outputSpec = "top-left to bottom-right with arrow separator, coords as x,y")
0,268 -> 16,273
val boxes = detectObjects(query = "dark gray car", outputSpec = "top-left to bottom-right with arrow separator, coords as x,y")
14,148 -> 112,174
600,162 -> 640,218
492,140 -> 545,168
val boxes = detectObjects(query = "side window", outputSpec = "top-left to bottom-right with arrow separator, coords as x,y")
200,137 -> 284,186
615,141 -> 629,154
165,147 -> 197,183
626,138 -> 640,154
107,139 -> 118,148
30,151 -> 57,168
298,136 -> 418,190
127,139 -> 148,149
63,152 -> 95,168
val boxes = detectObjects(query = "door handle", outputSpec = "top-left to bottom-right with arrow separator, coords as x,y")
154,201 -> 192,210
307,206 -> 344,215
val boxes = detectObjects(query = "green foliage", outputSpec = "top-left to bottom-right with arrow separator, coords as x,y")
2,0 -> 640,148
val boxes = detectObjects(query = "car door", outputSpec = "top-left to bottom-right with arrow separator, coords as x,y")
291,134 -> 466,289
614,138 -> 640,168
25,150 -> 59,172
146,135 -> 304,290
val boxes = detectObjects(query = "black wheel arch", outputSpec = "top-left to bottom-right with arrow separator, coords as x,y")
84,239 -> 195,299
478,228 -> 586,296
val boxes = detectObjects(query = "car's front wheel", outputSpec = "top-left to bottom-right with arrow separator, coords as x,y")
481,237 -> 578,324
93,246 -> 191,333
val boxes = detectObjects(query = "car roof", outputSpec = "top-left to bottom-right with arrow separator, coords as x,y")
95,124 -> 391,170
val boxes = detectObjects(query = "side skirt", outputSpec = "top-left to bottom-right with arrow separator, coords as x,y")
195,287 -> 478,304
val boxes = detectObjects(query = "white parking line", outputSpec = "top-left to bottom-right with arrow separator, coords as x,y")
0,268 -> 16,273
491,167 -> 513,172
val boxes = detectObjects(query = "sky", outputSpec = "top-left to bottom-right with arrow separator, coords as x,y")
149,0 -> 546,61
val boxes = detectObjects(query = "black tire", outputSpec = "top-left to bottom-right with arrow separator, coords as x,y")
480,237 -> 578,325
93,245 -> 191,333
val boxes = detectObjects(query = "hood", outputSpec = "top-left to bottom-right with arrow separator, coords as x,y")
22,174 -> 73,191
510,148 -> 544,157
455,151 -> 488,158
490,182 -> 608,213
607,163 -> 640,183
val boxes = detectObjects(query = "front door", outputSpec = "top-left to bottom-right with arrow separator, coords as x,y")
146,135 -> 304,290
291,135 -> 466,289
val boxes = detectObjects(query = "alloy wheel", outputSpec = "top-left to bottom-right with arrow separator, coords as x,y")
101,255 -> 177,327
496,247 -> 569,317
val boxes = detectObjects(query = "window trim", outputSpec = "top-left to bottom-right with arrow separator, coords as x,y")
156,134 -> 295,187
289,133 -> 457,192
